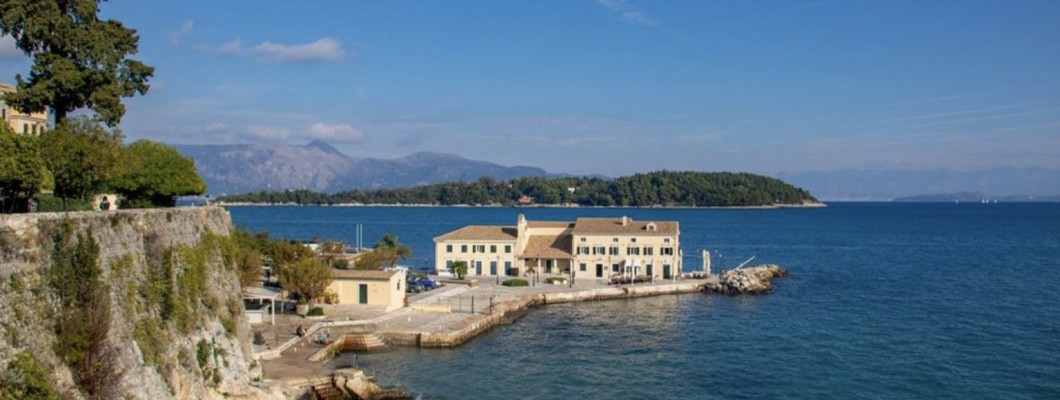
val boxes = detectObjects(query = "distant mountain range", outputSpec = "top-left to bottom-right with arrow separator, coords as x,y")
893,192 -> 1060,203
776,168 -> 1060,201
175,141 -> 1060,200
175,141 -> 548,195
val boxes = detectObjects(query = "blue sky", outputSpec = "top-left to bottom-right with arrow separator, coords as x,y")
2,1 -> 1059,176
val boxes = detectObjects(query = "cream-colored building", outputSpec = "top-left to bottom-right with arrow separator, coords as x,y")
434,214 -> 682,280
327,269 -> 406,312
0,83 -> 50,135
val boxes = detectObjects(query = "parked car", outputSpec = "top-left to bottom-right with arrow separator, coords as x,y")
417,277 -> 440,290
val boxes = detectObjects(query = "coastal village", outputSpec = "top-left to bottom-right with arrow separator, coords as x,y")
239,214 -> 786,399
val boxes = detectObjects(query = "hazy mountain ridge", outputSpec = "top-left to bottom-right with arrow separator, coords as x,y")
777,168 -> 1060,201
893,192 -> 1060,203
175,142 -> 548,195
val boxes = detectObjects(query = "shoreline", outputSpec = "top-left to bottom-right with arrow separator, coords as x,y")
218,202 -> 828,210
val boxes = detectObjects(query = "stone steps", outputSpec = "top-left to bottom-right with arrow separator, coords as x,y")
312,382 -> 347,400
340,333 -> 390,352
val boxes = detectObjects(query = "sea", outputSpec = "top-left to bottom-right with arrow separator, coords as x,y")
229,203 -> 1060,399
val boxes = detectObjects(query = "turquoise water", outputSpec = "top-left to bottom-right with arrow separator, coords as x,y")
230,203 -> 1060,399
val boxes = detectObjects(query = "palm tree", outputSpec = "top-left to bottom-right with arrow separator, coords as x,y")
374,233 -> 412,267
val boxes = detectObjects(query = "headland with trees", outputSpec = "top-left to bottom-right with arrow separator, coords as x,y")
220,171 -> 820,208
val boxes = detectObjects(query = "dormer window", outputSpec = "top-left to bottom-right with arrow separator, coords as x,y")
646,222 -> 657,232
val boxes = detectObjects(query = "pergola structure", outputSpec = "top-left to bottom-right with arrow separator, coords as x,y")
242,286 -> 282,325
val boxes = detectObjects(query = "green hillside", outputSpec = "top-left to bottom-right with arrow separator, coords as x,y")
220,171 -> 818,207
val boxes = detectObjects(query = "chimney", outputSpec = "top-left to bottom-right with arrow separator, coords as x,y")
621,216 -> 629,226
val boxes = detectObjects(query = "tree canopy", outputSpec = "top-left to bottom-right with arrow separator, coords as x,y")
276,257 -> 332,307
0,0 -> 154,125
38,116 -> 124,201
0,124 -> 48,212
112,140 -> 205,207
373,233 -> 412,268
220,171 -> 819,208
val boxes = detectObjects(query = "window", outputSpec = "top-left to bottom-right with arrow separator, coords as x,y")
627,247 -> 640,256
664,238 -> 671,243
609,246 -> 619,256
461,245 -> 468,253
644,247 -> 654,256
446,244 -> 453,253
612,237 -> 619,242
505,245 -> 511,253
580,237 -> 587,242
474,245 -> 486,253
578,246 -> 590,255
397,281 -> 401,290
22,124 -> 28,134
631,238 -> 637,243
446,260 -> 454,270
580,263 -> 587,272
612,264 -> 620,272
490,245 -> 497,253
662,247 -> 674,256
594,246 -> 606,255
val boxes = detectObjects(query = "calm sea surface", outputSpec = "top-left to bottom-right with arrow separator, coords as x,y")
230,203 -> 1060,399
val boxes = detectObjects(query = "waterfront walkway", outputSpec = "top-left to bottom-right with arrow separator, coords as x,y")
259,275 -> 718,382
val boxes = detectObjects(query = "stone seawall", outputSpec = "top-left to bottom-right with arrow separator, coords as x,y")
407,281 -> 706,348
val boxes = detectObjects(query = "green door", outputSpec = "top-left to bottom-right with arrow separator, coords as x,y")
646,265 -> 653,277
358,284 -> 368,304
663,265 -> 672,280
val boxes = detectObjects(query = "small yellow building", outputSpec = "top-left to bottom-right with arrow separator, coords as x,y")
0,83 -> 50,135
327,269 -> 406,313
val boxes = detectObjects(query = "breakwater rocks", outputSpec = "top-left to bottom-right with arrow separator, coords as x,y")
704,264 -> 789,294
333,369 -> 413,400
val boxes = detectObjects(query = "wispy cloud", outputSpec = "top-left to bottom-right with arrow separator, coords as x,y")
0,35 -> 22,60
239,122 -> 363,143
243,125 -> 291,141
303,122 -> 364,142
169,20 -> 194,45
596,0 -> 656,26
253,38 -> 345,64
195,38 -> 243,55
204,122 -> 229,132
883,95 -> 961,107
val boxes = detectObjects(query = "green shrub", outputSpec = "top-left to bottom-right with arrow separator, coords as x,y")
34,196 -> 91,212
307,307 -> 324,316
545,277 -> 568,284
196,339 -> 210,369
0,351 -> 57,400
501,279 -> 529,287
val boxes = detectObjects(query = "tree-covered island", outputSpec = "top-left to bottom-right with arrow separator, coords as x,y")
219,171 -> 820,208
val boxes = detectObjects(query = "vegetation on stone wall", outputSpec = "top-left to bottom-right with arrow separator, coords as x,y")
47,222 -> 113,398
0,351 -> 57,400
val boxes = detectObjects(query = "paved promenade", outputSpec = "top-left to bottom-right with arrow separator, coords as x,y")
259,275 -> 717,382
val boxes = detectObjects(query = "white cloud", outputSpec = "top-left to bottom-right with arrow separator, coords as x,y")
0,35 -> 22,60
303,122 -> 364,142
195,38 -> 243,54
169,20 -> 194,45
204,122 -> 229,132
596,0 -> 656,26
252,37 -> 345,64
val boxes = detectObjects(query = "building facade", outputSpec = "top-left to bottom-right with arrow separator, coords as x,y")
0,83 -> 50,136
434,215 -> 681,280
327,269 -> 406,312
